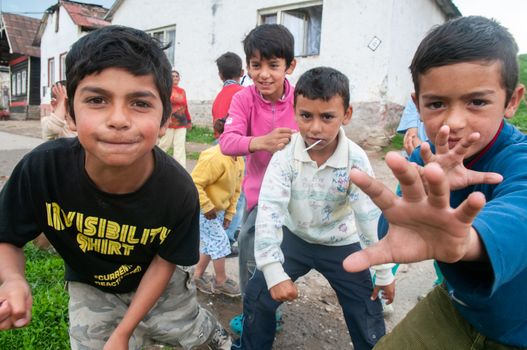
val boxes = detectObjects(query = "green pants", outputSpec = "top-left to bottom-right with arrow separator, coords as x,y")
374,285 -> 525,350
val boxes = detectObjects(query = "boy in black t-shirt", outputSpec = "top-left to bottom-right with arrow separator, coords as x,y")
0,26 -> 230,350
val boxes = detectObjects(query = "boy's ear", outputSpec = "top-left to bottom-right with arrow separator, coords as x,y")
159,119 -> 169,137
411,93 -> 420,113
286,58 -> 297,75
504,84 -> 525,119
342,105 -> 353,126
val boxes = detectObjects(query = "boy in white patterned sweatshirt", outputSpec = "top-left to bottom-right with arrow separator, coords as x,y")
232,67 -> 395,350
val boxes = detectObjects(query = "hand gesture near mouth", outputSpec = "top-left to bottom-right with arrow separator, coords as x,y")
419,125 -> 503,191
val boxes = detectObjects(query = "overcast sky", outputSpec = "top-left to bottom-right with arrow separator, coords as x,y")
2,0 -> 525,53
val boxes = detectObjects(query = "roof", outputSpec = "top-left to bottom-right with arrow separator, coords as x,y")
0,12 -> 40,57
33,1 -> 110,46
62,0 -> 110,29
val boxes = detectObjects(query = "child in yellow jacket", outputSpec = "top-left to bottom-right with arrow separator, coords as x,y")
191,118 -> 245,297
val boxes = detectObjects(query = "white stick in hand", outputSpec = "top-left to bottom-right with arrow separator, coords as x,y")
304,139 -> 322,151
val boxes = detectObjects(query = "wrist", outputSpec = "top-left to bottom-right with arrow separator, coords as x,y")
248,136 -> 260,152
462,227 -> 487,261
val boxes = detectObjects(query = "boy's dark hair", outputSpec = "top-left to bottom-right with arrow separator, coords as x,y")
410,16 -> 519,104
216,52 -> 243,80
294,67 -> 350,111
243,24 -> 295,68
66,25 -> 173,124
213,117 -> 227,136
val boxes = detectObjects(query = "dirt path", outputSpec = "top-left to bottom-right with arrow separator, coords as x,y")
0,120 -> 437,349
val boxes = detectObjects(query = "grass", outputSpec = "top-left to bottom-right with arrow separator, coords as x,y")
187,126 -> 215,144
509,54 -> 527,132
0,244 -> 70,349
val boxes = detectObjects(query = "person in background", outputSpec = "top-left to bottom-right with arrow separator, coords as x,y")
212,51 -> 246,254
158,70 -> 192,168
41,81 -> 76,140
191,117 -> 244,297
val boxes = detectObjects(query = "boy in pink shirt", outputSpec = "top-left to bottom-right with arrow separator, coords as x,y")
219,24 -> 297,332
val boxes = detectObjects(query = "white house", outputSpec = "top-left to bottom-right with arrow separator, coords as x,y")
33,0 -> 110,117
107,0 -> 459,148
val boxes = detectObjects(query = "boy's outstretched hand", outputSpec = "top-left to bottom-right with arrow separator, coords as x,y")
343,152 -> 486,273
419,125 -> 503,190
269,279 -> 298,302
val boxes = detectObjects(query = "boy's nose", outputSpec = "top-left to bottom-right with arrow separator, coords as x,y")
442,107 -> 466,131
107,105 -> 131,129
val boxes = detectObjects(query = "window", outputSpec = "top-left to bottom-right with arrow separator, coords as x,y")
147,26 -> 176,67
48,57 -> 55,86
259,2 -> 322,56
60,52 -> 67,81
16,72 -> 21,95
21,70 -> 27,94
11,74 -> 16,96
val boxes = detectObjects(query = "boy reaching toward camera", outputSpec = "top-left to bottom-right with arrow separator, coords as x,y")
0,26 -> 230,350
345,16 -> 527,348
233,67 -> 395,350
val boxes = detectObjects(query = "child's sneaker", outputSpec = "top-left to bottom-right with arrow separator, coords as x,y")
212,277 -> 241,297
194,274 -> 213,294
207,323 -> 232,350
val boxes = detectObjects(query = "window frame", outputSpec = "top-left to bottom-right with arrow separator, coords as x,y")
59,52 -> 67,81
147,25 -> 177,67
258,1 -> 323,57
48,57 -> 55,87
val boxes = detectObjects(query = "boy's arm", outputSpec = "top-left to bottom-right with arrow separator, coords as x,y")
190,154 -> 220,215
0,243 -> 32,330
219,93 -> 293,156
255,151 -> 292,290
104,255 -> 175,350
225,164 -> 243,222
343,152 -> 486,274
219,92 -> 252,156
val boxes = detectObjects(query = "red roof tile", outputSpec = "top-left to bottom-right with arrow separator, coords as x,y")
1,12 -> 40,57
62,1 -> 110,29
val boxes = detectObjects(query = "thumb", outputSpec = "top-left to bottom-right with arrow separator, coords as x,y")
343,242 -> 392,273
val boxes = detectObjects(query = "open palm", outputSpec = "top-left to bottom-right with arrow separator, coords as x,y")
343,152 -> 486,273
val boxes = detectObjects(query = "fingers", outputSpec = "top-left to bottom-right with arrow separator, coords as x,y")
349,168 -> 396,211
454,191 -> 486,224
385,152 -> 426,202
423,162 -> 450,208
370,286 -> 380,301
0,297 -> 31,330
452,132 -> 479,158
434,125 -> 450,154
420,142 -> 434,164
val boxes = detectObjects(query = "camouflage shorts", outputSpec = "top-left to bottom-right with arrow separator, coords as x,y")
68,266 -> 217,350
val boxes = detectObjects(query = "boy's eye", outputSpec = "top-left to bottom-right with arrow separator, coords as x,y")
471,99 -> 487,107
86,96 -> 106,105
132,100 -> 152,109
299,112 -> 312,119
427,101 -> 444,110
321,114 -> 335,121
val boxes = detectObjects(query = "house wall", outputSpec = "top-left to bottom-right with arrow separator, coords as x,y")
39,5 -> 82,115
110,0 -> 451,147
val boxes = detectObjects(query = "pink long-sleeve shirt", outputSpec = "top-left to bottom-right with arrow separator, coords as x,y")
219,79 -> 297,212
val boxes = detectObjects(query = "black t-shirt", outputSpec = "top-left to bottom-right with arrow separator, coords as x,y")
0,138 -> 200,293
